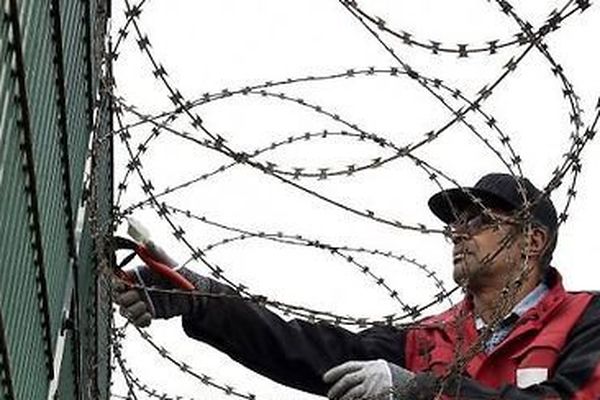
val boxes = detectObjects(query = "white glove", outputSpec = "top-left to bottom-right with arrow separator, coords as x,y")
323,360 -> 414,400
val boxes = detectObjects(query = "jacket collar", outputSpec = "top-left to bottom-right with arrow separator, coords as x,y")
430,267 -> 567,326
522,267 -> 566,324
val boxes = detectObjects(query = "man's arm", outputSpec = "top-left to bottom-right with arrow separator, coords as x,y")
181,278 -> 407,396
413,294 -> 600,399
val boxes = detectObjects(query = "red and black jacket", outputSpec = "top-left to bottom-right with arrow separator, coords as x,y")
181,268 -> 600,399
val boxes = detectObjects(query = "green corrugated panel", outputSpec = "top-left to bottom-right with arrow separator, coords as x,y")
60,0 -> 92,210
0,10 -> 14,400
0,10 -> 51,397
0,7 -> 10,188
1,0 -> 111,398
19,0 -> 73,353
0,5 -> 51,398
0,108 -> 49,400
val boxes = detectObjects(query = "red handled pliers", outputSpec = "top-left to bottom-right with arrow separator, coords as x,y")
114,236 -> 195,290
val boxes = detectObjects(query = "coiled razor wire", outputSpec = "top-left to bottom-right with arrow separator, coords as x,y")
103,0 -> 600,398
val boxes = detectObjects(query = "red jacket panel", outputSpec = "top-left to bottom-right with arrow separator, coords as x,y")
403,269 -> 600,399
405,277 -> 592,388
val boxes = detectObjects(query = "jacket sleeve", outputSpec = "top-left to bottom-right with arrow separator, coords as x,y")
413,294 -> 600,400
180,279 -> 407,395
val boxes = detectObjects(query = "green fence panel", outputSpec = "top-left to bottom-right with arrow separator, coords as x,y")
60,0 -> 93,210
0,3 -> 53,399
0,0 -> 111,399
19,0 -> 72,355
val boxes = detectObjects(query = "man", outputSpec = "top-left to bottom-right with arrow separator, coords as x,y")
114,173 -> 600,399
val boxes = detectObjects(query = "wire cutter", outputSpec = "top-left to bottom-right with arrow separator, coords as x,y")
114,219 -> 195,290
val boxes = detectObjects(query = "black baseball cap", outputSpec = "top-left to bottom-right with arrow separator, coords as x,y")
428,173 -> 558,232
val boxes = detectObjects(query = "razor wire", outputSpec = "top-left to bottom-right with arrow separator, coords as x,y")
100,0 -> 600,399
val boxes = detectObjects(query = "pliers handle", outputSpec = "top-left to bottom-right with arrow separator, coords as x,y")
114,236 -> 195,290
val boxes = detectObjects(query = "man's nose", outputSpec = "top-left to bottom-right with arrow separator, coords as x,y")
450,230 -> 469,245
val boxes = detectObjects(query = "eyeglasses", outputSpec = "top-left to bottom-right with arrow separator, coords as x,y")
449,211 -> 519,237
446,210 -> 530,244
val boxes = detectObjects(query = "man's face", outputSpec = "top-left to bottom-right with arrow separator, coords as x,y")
450,207 -> 524,289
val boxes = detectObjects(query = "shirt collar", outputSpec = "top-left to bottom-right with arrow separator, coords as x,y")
512,281 -> 550,317
475,281 -> 550,330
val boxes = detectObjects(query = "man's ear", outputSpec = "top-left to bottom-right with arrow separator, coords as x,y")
528,226 -> 549,258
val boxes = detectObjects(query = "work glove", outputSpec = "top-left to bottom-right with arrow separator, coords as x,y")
323,360 -> 414,400
112,266 -> 209,327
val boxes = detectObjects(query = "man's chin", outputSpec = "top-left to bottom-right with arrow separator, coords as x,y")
453,263 -> 480,288
452,263 -> 469,286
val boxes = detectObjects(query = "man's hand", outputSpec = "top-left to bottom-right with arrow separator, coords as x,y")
112,266 -> 207,327
323,360 -> 414,400
112,277 -> 153,327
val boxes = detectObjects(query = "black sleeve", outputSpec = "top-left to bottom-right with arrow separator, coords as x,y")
414,295 -> 600,400
180,279 -> 407,395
